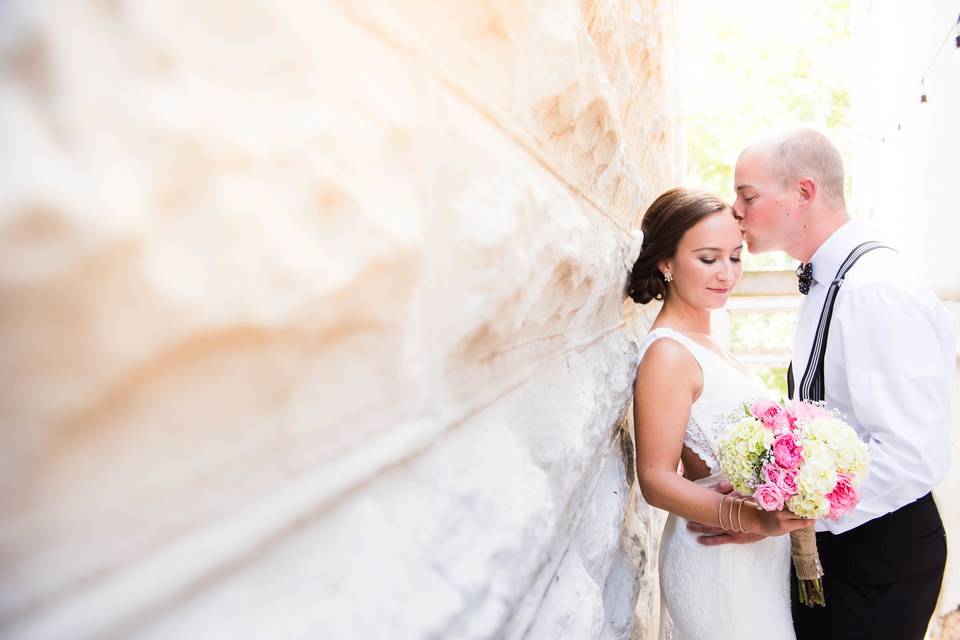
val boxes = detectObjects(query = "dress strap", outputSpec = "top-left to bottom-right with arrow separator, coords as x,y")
639,327 -> 709,370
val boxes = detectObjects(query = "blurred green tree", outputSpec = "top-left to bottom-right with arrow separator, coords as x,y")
680,0 -> 852,272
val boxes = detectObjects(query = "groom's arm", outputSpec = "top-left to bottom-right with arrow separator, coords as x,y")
825,281 -> 954,533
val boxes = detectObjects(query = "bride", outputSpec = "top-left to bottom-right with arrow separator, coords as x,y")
627,188 -> 811,639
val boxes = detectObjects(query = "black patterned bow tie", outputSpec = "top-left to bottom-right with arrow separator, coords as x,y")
796,262 -> 813,295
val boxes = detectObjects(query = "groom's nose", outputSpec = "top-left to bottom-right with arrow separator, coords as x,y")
732,204 -> 746,225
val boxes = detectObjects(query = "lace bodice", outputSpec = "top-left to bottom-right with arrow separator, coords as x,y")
637,327 -> 773,475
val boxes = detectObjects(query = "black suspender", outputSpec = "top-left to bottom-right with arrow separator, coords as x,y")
787,241 -> 894,402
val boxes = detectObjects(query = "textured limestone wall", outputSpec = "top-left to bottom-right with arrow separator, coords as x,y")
0,1 -> 679,638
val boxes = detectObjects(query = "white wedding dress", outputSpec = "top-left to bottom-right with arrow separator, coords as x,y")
638,328 -> 796,640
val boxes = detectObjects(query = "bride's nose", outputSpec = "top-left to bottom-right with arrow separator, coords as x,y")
716,262 -> 735,283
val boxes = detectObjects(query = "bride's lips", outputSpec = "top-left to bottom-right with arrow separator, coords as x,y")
707,287 -> 731,294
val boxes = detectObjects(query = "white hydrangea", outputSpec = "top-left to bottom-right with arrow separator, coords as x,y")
787,491 -> 831,519
717,416 -> 773,495
796,443 -> 837,496
801,417 -> 871,482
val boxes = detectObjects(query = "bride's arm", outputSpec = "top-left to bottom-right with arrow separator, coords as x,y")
633,339 -> 810,537
633,338 -> 727,524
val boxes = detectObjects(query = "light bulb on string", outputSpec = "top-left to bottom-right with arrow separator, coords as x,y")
917,13 -> 960,105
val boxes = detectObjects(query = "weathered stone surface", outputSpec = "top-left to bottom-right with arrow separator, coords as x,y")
0,1 -> 679,638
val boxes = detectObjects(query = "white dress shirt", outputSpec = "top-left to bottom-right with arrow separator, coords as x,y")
791,220 -> 956,534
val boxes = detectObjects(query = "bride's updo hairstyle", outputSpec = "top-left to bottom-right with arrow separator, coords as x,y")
626,188 -> 734,304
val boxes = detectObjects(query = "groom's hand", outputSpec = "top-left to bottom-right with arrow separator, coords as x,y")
711,479 -> 734,494
687,478 -> 767,545
688,521 -> 767,545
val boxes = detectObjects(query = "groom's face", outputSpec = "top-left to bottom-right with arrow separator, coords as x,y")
732,151 -> 795,254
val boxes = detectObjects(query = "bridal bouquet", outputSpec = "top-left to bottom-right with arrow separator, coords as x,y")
717,398 -> 870,606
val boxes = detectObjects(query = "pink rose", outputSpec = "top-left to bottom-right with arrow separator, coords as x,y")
764,464 -> 798,496
786,400 -> 830,426
776,468 -> 799,497
751,400 -> 788,431
785,412 -> 797,431
772,434 -> 803,469
753,482 -> 785,511
826,473 -> 860,520
762,463 -> 781,485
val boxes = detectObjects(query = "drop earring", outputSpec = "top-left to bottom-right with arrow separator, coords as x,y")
663,271 -> 673,283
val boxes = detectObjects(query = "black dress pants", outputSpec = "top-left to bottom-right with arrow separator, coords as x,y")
792,493 -> 947,640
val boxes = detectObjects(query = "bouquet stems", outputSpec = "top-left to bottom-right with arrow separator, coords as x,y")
790,527 -> 825,607
797,577 -> 825,607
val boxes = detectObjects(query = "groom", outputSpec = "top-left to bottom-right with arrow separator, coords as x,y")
694,128 -> 954,639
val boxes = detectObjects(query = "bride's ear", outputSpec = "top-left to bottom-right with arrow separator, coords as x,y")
658,259 -> 673,278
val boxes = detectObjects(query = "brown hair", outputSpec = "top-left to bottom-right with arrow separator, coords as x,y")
626,188 -> 734,304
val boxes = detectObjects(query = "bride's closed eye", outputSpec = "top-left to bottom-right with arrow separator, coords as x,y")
700,257 -> 741,264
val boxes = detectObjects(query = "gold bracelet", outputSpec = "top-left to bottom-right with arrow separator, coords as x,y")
718,495 -> 727,530
728,494 -> 736,533
736,498 -> 746,533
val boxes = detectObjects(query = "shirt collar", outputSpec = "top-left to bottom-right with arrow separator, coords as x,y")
808,219 -> 868,287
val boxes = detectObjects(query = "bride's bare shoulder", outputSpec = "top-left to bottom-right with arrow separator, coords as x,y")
635,335 -> 702,395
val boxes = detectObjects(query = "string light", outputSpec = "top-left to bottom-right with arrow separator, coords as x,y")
918,12 -> 960,104
858,10 -> 960,146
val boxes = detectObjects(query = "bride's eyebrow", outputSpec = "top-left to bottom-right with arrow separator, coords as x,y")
693,246 -> 742,252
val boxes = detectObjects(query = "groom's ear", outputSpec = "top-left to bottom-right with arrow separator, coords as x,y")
795,177 -> 817,211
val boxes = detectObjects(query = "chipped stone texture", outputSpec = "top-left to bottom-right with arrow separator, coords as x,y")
0,1 -> 679,638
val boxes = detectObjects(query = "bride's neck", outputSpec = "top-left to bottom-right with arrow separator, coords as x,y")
655,296 -> 712,335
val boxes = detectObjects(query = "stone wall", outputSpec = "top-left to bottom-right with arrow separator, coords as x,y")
0,1 -> 680,638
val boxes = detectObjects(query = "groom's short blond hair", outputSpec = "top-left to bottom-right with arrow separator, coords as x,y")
759,129 -> 846,209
